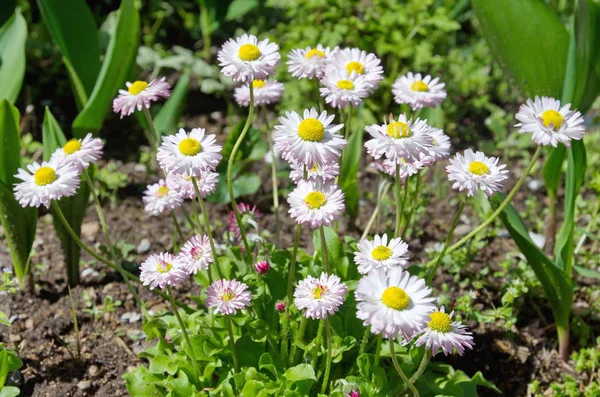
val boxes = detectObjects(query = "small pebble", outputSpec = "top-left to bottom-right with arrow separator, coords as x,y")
529,232 -> 545,249
77,380 -> 91,391
453,224 -> 472,237
88,365 -> 100,378
81,222 -> 100,239
136,239 -> 151,254
527,179 -> 543,192
81,268 -> 100,278
25,318 -> 34,330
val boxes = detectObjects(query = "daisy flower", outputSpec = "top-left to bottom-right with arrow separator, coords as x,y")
206,279 -> 252,315
414,307 -> 474,356
319,67 -> 370,108
166,171 -> 219,200
157,128 -> 222,176
287,44 -> 333,79
13,157 -> 80,209
392,72 -> 446,111
374,153 -> 433,180
364,114 -> 434,163
51,133 -> 103,171
112,77 -> 171,118
429,128 -> 451,160
179,235 -> 214,275
329,48 -> 383,91
234,79 -> 284,107
446,149 -> 509,197
354,234 -> 409,274
140,252 -> 188,290
143,179 -> 184,215
218,33 -> 280,83
289,160 -> 339,183
274,108 -> 346,167
515,96 -> 585,147
288,179 -> 345,229
355,268 -> 436,339
294,273 -> 348,320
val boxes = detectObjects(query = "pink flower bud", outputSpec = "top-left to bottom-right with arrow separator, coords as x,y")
275,301 -> 286,312
348,391 -> 360,397
254,260 -> 270,275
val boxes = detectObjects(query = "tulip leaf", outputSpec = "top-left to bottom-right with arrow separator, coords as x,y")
0,11 -> 26,103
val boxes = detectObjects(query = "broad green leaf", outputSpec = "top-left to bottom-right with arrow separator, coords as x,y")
284,364 -> 317,382
574,265 -> 600,280
0,386 -> 20,397
72,0 -> 139,136
153,71 -> 191,138
0,348 -> 22,389
149,354 -> 177,375
339,128 -> 363,219
38,0 -> 101,108
123,366 -> 163,397
0,11 -> 26,103
0,0 -> 16,28
472,0 -> 568,98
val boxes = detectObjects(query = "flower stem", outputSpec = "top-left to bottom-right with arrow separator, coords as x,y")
358,326 -> 371,356
361,182 -> 391,240
402,171 -> 422,239
227,315 -> 240,372
227,84 -> 254,257
394,165 -> 407,238
262,106 -> 281,249
319,225 -> 329,273
292,316 -> 308,365
409,349 -> 431,385
168,286 -> 201,381
389,338 -> 419,397
320,317 -> 333,394
141,107 -> 158,152
374,335 -> 382,366
192,178 -> 222,281
170,211 -> 185,244
282,223 -> 302,365
314,78 -> 324,112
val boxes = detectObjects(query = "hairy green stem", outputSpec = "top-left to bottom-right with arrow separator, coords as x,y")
292,316 -> 308,365
320,318 -> 333,394
374,335 -> 382,366
141,107 -> 158,152
282,223 -> 303,365
358,327 -> 371,356
395,166 -> 407,238
262,106 -> 281,249
402,171 -> 422,239
408,350 -> 432,385
192,178 -> 222,281
390,339 -> 419,397
168,286 -> 201,380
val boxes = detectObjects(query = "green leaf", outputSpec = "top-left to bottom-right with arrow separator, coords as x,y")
72,0 -> 139,136
149,354 -> 177,375
472,0 -> 568,98
339,128 -> 363,219
284,364 -> 317,383
235,335 -> 264,368
0,11 -> 26,103
574,265 -> 600,280
225,0 -> 259,21
0,0 -> 16,28
123,366 -> 164,397
0,348 -> 22,389
37,0 -> 101,108
153,70 -> 191,138
0,386 -> 20,397
0,100 -> 37,284
312,226 -> 343,273
542,145 -> 565,199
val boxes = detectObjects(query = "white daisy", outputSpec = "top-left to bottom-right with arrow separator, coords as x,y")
166,171 -> 219,200
289,160 -> 339,183
515,96 -> 585,147
288,179 -> 345,229
446,149 -> 509,197
140,252 -> 188,290
319,67 -> 370,109
354,234 -> 409,275
329,48 -> 383,91
217,33 -> 280,83
287,44 -> 333,79
157,128 -> 222,176
206,279 -> 253,315
374,153 -> 434,180
179,235 -> 214,275
51,133 -> 103,171
294,273 -> 348,320
414,307 -> 474,356
392,72 -> 446,111
364,114 -> 434,163
143,179 -> 184,215
112,77 -> 171,118
13,157 -> 80,209
429,128 -> 451,160
274,108 -> 346,167
355,268 -> 435,339
234,79 -> 284,107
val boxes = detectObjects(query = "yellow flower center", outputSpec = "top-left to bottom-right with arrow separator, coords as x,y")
238,44 -> 261,61
63,139 -> 82,155
541,109 -> 563,130
297,118 -> 325,142
386,121 -> 411,139
411,80 -> 429,92
346,61 -> 365,74
310,163 -> 319,172
179,138 -> 202,156
252,80 -> 266,89
468,161 -> 489,176
305,191 -> 327,209
128,80 -> 149,95
371,245 -> 392,260
312,285 -> 327,299
156,261 -> 172,274
157,186 -> 169,198
381,286 -> 410,310
221,289 -> 236,301
337,80 -> 355,90
305,48 -> 325,59
34,167 -> 57,186
427,311 -> 452,333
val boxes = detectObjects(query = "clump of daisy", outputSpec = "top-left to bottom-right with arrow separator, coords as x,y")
166,171 -> 219,200
354,234 -> 409,274
515,96 -> 585,147
392,72 -> 447,111
143,179 -> 184,215
414,307 -> 474,356
13,157 -> 80,208
112,77 -> 171,118
218,33 -> 280,83
289,160 -> 339,183
355,268 -> 436,339
229,203 -> 263,242
288,179 -> 345,229
234,79 -> 284,107
274,108 -> 346,167
319,67 -> 370,109
446,149 -> 509,197
157,128 -> 222,177
287,45 -> 333,79
294,273 -> 348,320
205,279 -> 252,315
179,235 -> 214,275
329,48 -> 383,92
51,133 -> 103,171
140,252 -> 188,290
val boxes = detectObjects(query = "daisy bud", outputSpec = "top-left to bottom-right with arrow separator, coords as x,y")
254,260 -> 270,276
275,301 -> 286,312
348,391 -> 360,397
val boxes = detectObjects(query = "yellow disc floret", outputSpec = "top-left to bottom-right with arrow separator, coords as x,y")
238,44 -> 261,61
410,80 -> 429,92
468,161 -> 489,176
156,261 -> 172,274
252,80 -> 266,89
310,163 -> 319,172
128,80 -> 149,95
305,191 -> 327,209
298,118 -> 325,142
305,48 -> 325,59
63,139 -> 82,155
179,138 -> 202,156
541,109 -> 563,130
371,245 -> 392,261
312,285 -> 327,299
346,61 -> 365,75
221,289 -> 235,301
337,80 -> 355,90
381,286 -> 410,310
427,311 -> 452,333
34,167 -> 57,186
386,121 -> 411,139
157,186 -> 169,198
